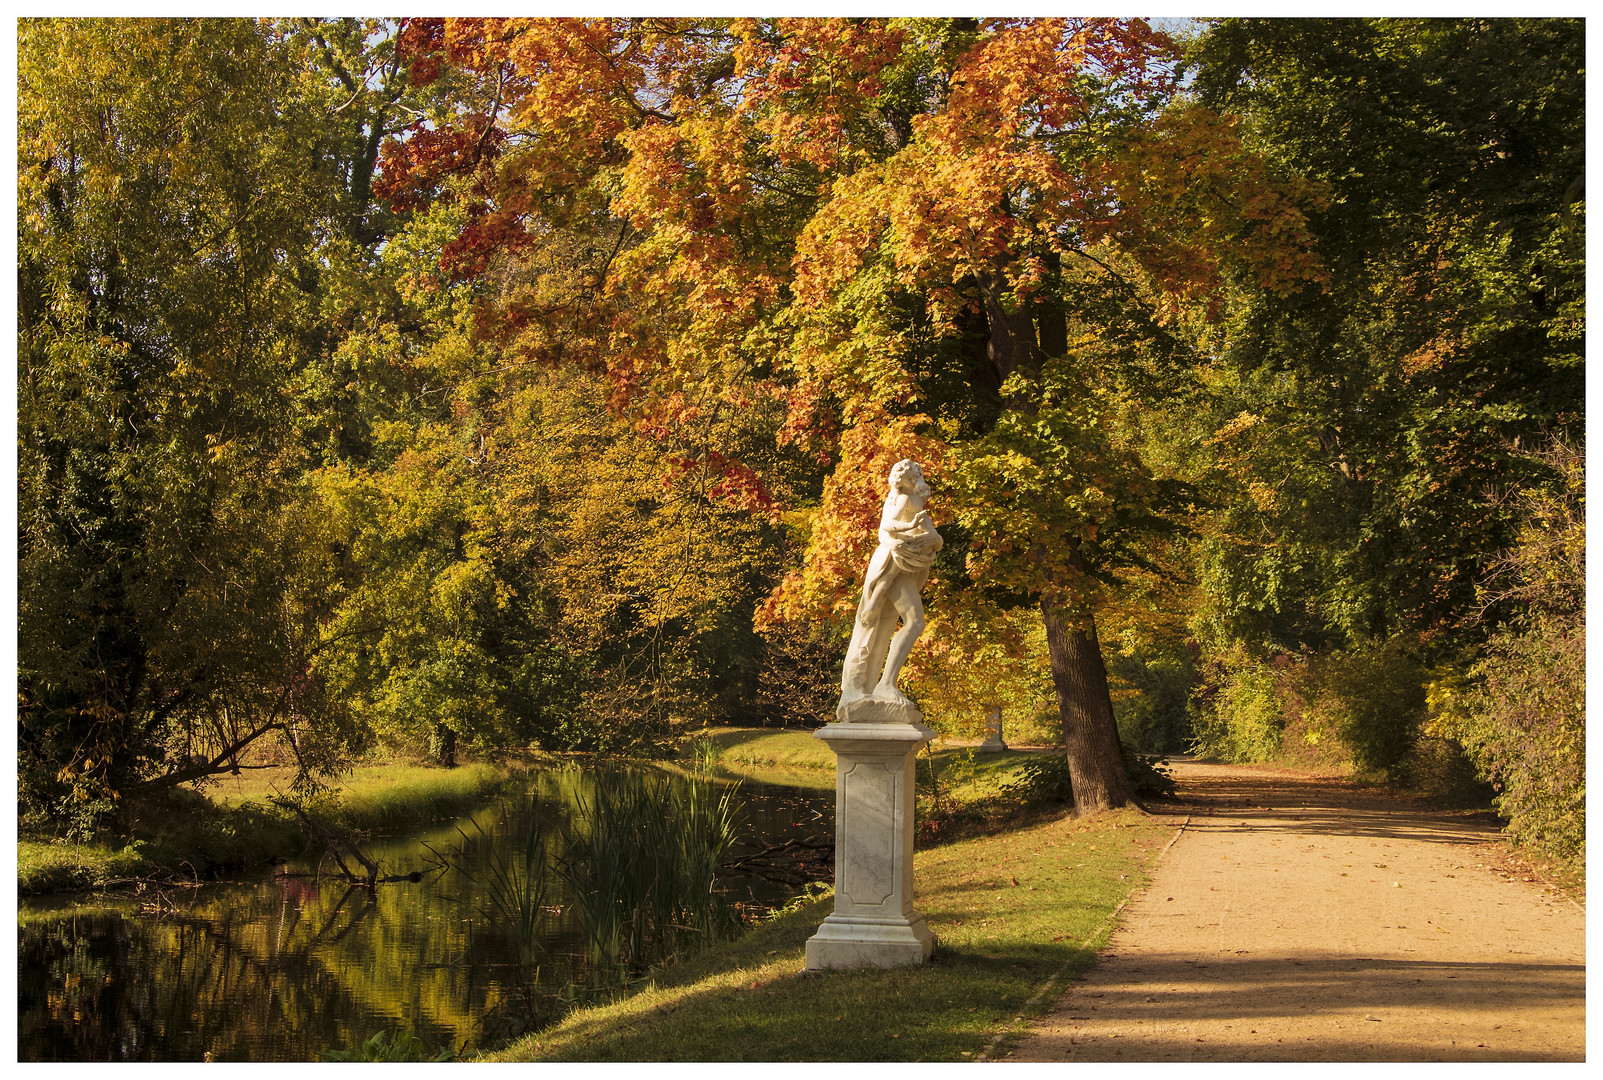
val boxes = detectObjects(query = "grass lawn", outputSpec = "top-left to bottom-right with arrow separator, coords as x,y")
206,759 -> 508,831
482,802 -> 1176,1062
18,758 -> 511,895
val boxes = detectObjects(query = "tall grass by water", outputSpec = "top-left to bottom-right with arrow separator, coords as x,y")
561,769 -> 743,980
434,765 -> 745,1040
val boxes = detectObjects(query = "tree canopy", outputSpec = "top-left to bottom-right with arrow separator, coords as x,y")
17,17 -> 1584,856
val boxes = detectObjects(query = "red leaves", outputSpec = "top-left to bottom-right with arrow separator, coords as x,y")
439,202 -> 532,279
397,17 -> 447,86
375,119 -> 505,214
662,450 -> 779,520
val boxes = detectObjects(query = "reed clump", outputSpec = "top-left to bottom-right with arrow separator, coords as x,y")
440,766 -> 744,1045
562,769 -> 743,980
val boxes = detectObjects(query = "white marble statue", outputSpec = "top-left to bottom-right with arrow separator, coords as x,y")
838,459 -> 944,720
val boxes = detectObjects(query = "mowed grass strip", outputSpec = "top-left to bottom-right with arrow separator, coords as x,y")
483,804 -> 1177,1062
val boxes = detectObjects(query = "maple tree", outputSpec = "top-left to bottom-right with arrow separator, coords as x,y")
380,16 -> 1326,810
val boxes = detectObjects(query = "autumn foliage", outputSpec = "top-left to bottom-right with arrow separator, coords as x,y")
19,18 -> 1582,850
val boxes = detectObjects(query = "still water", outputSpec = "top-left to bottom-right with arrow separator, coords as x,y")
17,767 -> 832,1061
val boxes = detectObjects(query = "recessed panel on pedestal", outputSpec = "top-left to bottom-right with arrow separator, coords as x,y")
840,760 -> 897,908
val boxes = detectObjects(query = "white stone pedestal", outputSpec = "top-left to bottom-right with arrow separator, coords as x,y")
978,703 -> 1008,752
804,706 -> 937,971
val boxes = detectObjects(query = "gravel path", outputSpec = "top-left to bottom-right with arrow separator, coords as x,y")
1008,760 -> 1585,1062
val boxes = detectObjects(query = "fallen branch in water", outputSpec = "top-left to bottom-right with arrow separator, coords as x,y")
721,834 -> 833,886
270,797 -> 382,888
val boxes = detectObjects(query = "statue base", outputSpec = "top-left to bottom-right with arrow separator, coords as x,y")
804,911 -> 936,971
804,711 -> 936,971
836,692 -> 923,725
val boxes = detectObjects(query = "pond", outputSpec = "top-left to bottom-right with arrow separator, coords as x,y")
17,766 -> 833,1062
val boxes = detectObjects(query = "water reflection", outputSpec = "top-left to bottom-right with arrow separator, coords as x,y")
18,767 -> 831,1061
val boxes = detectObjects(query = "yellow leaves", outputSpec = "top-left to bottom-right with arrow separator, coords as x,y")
1092,104 -> 1329,310
1206,411 -> 1263,446
497,371 -> 768,653
1422,664 -> 1471,742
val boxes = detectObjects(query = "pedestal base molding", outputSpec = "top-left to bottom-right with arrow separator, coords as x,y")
804,912 -> 936,971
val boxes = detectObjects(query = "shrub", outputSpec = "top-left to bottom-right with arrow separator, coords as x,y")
998,745 -> 1172,807
1452,614 -> 1584,866
1434,439 -> 1585,870
1189,656 -> 1285,763
1121,744 -> 1177,799
1001,753 -> 1075,808
1400,734 -> 1495,808
1291,639 -> 1427,781
1108,643 -> 1197,753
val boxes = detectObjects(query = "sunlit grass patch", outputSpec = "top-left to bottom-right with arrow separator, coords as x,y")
332,763 -> 507,831
19,760 -> 511,895
17,839 -> 148,895
699,727 -> 838,770
483,804 -> 1175,1061
205,759 -> 509,832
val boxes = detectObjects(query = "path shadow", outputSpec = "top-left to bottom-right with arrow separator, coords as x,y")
1162,770 -> 1502,847
1027,950 -> 1584,1062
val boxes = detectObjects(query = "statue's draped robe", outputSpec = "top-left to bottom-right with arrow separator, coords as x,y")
841,517 -> 941,703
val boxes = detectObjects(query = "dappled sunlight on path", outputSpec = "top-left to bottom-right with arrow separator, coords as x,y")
1010,761 -> 1584,1062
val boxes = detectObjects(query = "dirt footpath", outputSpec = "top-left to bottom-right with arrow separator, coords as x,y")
1009,760 -> 1585,1062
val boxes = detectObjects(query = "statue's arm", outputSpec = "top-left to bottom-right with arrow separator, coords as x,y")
878,495 -> 927,538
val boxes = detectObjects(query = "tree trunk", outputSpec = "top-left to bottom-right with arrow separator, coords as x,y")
1040,597 -> 1132,814
432,722 -> 457,768
975,254 -> 1130,812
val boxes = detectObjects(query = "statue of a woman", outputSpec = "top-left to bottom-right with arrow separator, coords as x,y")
838,459 -> 944,720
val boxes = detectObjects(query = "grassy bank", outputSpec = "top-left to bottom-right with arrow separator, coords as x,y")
18,759 -> 510,896
17,840 -> 153,897
483,802 -> 1176,1061
207,759 -> 508,831
681,727 -> 836,791
681,726 -> 1054,801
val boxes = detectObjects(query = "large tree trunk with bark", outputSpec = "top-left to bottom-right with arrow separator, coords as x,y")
1040,597 -> 1132,812
976,258 -> 1131,814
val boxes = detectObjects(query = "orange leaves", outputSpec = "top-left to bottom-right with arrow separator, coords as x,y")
786,18 -> 1183,334
944,18 -> 1066,139
739,18 -> 908,171
759,416 -> 947,629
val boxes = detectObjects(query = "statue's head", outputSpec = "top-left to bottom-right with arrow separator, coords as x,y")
888,459 -> 930,500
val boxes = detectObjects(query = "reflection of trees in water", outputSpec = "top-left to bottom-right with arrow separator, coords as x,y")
18,769 -> 831,1060
20,876 -> 517,1059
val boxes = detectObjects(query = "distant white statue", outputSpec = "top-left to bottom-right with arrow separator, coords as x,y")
838,459 -> 944,720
